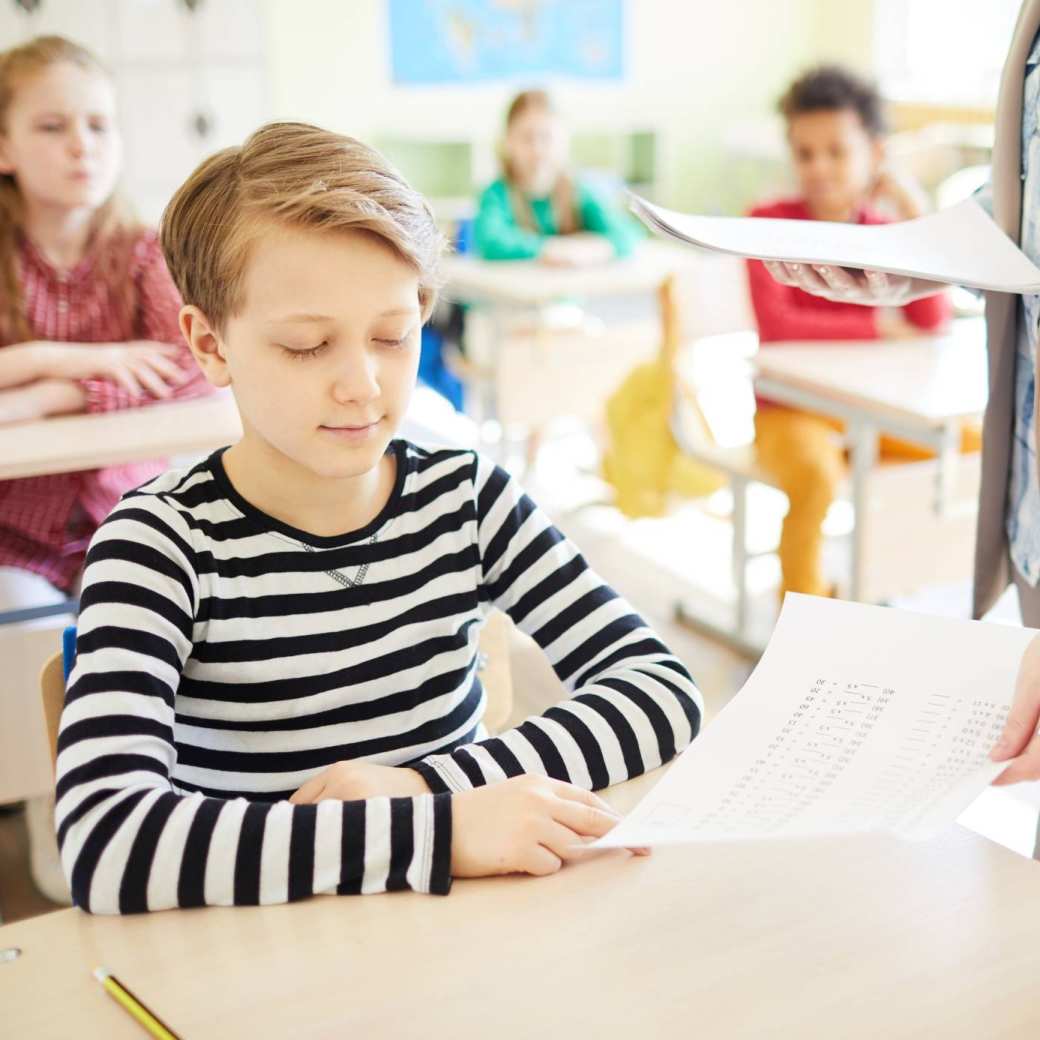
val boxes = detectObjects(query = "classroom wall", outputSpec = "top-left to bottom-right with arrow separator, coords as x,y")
261,0 -> 876,215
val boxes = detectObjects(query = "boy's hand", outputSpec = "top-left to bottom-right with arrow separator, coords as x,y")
289,762 -> 430,803
450,774 -> 648,878
870,166 -> 930,222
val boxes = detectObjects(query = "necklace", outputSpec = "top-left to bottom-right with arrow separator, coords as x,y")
275,530 -> 379,589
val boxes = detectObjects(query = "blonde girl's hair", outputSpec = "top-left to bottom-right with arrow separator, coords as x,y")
0,35 -> 140,344
159,121 -> 446,330
501,89 -> 579,236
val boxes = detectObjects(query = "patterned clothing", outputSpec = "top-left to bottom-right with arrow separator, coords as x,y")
1007,28 -> 1040,584
0,230 -> 210,591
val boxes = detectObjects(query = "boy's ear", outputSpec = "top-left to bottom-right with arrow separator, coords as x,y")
179,306 -> 231,388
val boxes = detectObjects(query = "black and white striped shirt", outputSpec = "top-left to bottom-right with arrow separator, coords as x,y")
56,441 -> 701,913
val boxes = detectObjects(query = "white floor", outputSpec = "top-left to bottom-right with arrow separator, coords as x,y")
502,419 -> 1025,729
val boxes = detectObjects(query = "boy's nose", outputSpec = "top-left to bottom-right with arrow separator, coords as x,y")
331,358 -> 380,404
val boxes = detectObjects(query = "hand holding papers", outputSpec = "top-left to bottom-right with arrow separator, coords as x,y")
629,195 -> 1040,294
596,595 -> 1035,848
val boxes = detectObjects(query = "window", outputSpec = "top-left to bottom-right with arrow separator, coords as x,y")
873,0 -> 1021,108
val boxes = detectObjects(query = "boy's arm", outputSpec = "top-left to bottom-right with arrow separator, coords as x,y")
474,182 -> 545,261
413,455 -> 702,795
79,234 -> 212,414
747,257 -> 879,341
57,498 -> 451,914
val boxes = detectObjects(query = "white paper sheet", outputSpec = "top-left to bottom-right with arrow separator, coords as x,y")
596,595 -> 1035,847
629,195 -> 1040,293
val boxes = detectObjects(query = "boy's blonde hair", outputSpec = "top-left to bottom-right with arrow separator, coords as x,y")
160,122 -> 445,331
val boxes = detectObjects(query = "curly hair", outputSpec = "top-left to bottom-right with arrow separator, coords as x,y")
778,65 -> 886,137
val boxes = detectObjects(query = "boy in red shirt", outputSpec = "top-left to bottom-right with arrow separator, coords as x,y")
746,65 -> 976,598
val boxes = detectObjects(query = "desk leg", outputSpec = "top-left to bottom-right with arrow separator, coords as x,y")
465,306 -> 505,462
732,474 -> 750,639
935,421 -> 960,516
848,420 -> 879,602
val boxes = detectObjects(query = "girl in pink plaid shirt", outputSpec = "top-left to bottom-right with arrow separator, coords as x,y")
0,35 -> 208,903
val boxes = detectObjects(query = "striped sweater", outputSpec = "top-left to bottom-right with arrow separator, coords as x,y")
56,441 -> 701,913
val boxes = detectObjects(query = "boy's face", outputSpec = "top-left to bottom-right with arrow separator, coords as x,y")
786,108 -> 883,218
193,223 -> 422,482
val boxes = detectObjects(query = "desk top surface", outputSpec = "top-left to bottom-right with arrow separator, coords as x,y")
754,320 -> 988,426
0,392 -> 243,482
441,240 -> 695,305
2,769 -> 1037,1040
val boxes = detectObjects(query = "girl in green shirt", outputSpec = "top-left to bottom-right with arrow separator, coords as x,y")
474,89 -> 640,264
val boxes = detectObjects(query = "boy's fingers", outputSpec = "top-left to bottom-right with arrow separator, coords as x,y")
526,845 -> 564,876
541,820 -> 594,862
545,778 -> 617,816
289,778 -> 323,804
549,797 -> 620,839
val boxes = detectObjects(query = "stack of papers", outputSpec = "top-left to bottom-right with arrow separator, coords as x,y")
630,195 -> 1040,293
596,595 -> 1035,847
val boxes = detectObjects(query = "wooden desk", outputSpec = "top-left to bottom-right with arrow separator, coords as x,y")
441,242 -> 694,436
441,240 -> 689,307
0,392 -> 243,482
2,768 -> 1038,1039
754,319 -> 987,600
0,384 -> 478,487
0,393 -> 246,812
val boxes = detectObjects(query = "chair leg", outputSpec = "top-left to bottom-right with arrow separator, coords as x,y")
732,476 -> 750,640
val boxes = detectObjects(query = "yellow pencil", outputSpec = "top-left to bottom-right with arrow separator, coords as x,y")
93,967 -> 181,1040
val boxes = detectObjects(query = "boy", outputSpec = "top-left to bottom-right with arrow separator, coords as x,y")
54,123 -> 701,914
746,65 -> 967,599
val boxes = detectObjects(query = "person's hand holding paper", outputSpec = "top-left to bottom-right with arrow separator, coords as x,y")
629,195 -> 1040,295
760,259 -> 947,308
991,632 -> 1040,785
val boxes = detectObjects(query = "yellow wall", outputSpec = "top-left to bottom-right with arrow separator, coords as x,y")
262,0 -> 876,214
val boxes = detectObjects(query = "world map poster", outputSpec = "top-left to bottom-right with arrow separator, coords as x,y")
388,0 -> 625,84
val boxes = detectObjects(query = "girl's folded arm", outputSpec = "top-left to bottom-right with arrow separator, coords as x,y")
474,182 -> 545,260
79,234 -> 212,414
